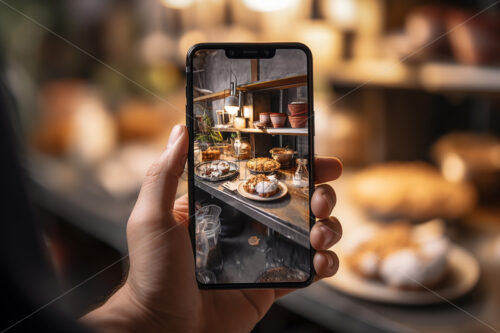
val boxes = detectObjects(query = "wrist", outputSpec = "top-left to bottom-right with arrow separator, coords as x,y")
80,283 -> 162,333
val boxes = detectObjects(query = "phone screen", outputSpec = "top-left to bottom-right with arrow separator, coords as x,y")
187,44 -> 314,288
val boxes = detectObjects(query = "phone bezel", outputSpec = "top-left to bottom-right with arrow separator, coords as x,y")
186,43 -> 315,289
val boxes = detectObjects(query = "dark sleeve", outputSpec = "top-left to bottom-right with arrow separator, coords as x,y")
0,67 -> 91,333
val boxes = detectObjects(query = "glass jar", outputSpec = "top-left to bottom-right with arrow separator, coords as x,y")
293,158 -> 309,191
195,205 -> 223,272
201,144 -> 221,161
232,137 -> 252,160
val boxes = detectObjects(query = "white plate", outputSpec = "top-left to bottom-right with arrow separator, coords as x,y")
237,181 -> 288,201
195,160 -> 238,182
324,245 -> 480,305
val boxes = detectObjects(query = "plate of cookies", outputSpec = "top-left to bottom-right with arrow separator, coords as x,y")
246,158 -> 280,174
195,160 -> 238,181
324,220 -> 480,304
238,174 -> 288,201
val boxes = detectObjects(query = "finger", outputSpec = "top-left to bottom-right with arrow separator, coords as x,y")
310,216 -> 342,251
314,157 -> 342,184
273,250 -> 340,299
313,250 -> 339,279
133,125 -> 188,222
311,184 -> 336,219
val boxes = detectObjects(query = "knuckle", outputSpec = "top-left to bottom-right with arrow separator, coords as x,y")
146,161 -> 163,179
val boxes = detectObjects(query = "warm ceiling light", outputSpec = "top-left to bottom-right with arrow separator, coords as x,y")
225,95 -> 240,115
225,72 -> 240,115
161,0 -> 195,9
294,21 -> 342,72
242,0 -> 299,12
326,0 -> 357,29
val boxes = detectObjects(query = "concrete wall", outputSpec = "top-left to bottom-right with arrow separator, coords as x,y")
193,48 -> 308,117
192,48 -> 309,157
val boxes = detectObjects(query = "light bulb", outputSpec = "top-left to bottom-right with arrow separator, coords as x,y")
242,0 -> 299,12
224,105 -> 240,115
161,0 -> 195,9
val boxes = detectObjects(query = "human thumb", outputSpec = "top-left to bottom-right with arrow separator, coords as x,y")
132,125 -> 188,223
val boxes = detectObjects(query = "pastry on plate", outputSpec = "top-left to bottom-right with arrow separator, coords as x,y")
247,157 -> 280,173
243,174 -> 279,197
344,219 -> 450,289
350,162 -> 477,221
197,161 -> 234,180
217,161 -> 230,175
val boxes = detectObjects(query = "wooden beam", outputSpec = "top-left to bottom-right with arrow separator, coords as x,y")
193,74 -> 307,103
193,89 -> 230,102
251,59 -> 259,82
238,74 -> 307,92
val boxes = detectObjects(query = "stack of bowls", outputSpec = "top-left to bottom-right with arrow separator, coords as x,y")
259,112 -> 271,127
270,113 -> 287,128
288,102 -> 308,128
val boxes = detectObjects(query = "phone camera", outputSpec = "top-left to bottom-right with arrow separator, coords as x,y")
228,49 -> 236,57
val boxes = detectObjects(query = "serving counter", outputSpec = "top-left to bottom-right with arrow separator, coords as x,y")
194,159 -> 310,248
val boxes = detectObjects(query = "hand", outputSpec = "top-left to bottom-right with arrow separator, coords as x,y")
81,125 -> 342,333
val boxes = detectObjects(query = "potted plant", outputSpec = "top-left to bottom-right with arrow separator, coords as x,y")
195,111 -> 224,151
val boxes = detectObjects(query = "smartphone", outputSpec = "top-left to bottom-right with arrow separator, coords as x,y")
186,43 -> 314,289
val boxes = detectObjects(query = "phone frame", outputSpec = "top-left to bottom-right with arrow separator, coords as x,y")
186,42 -> 315,289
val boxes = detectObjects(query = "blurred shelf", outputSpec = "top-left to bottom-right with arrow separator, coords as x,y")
329,59 -> 500,93
194,74 -> 307,103
26,152 -> 186,254
27,153 -> 132,254
193,89 -> 230,103
237,74 -> 307,92
329,59 -> 417,89
213,127 -> 308,136
419,63 -> 500,92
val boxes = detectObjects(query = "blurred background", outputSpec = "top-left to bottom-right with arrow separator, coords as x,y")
1,0 -> 500,332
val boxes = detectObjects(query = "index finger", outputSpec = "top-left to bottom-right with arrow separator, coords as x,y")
314,157 -> 342,184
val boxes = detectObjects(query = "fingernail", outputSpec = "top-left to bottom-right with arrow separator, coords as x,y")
167,125 -> 184,148
321,191 -> 333,212
326,253 -> 334,269
319,224 -> 334,247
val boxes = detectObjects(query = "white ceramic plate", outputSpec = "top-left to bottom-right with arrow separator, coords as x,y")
237,181 -> 288,201
195,160 -> 238,182
324,245 -> 480,305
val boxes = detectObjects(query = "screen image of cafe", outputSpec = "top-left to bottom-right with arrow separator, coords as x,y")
192,49 -> 310,284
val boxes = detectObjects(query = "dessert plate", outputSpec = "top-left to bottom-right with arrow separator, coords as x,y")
237,181 -> 288,201
324,245 -> 479,305
246,158 -> 280,174
195,160 -> 238,182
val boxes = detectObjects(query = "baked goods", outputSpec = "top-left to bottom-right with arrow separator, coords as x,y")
243,174 -> 279,197
248,236 -> 260,246
350,162 -> 477,221
198,161 -> 231,180
345,220 -> 450,289
234,142 -> 252,160
270,148 -> 294,169
247,158 -> 280,173
218,161 -> 230,175
116,100 -> 167,141
32,80 -> 117,163
201,147 -> 221,161
432,132 -> 500,199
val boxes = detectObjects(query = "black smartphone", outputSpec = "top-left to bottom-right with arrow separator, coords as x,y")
186,43 -> 314,289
